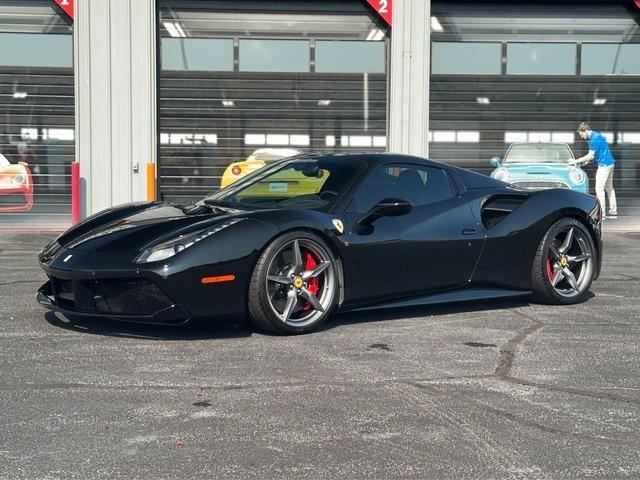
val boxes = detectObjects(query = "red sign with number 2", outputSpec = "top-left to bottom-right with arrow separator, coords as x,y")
53,0 -> 74,20
365,0 -> 392,26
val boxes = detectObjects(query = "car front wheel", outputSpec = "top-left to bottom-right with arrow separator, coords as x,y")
248,231 -> 339,334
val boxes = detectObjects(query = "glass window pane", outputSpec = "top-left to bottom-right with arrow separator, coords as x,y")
0,33 -> 71,67
239,39 -> 309,72
582,44 -> 640,75
161,38 -> 233,71
431,42 -> 501,75
507,43 -> 576,75
315,41 -> 385,73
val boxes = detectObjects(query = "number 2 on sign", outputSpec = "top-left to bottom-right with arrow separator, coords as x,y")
378,0 -> 388,13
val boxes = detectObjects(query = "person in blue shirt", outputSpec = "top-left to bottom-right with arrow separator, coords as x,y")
572,122 -> 617,218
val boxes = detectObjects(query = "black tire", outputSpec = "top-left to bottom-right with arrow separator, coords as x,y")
248,231 -> 339,334
531,217 -> 597,305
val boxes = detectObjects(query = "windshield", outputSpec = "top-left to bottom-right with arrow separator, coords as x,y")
203,157 -> 365,212
504,143 -> 574,164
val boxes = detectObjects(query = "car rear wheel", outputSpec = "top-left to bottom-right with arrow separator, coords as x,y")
532,218 -> 596,304
248,231 -> 339,334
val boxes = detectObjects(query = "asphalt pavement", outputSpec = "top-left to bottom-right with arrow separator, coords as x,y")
0,230 -> 639,479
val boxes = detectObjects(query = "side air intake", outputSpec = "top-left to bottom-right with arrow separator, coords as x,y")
481,195 -> 527,228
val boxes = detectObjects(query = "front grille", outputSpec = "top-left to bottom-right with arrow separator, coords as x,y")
0,193 -> 27,206
511,181 -> 568,190
49,276 -> 175,316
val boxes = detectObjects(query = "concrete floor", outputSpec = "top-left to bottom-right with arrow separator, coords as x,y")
0,231 -> 639,479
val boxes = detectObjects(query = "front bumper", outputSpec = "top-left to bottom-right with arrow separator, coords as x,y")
36,271 -> 190,325
0,185 -> 34,212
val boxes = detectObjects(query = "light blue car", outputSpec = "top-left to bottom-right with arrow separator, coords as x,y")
490,142 -> 589,194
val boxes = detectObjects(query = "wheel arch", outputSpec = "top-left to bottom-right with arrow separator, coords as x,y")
247,226 -> 346,309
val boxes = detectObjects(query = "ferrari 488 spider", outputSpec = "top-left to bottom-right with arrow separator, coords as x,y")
37,153 -> 602,334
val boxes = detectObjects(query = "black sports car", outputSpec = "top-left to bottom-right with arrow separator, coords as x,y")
37,153 -> 602,334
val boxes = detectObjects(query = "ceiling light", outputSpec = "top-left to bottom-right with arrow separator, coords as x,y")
365,28 -> 385,41
318,100 -> 331,107
13,92 -> 27,99
476,97 -> 490,105
221,100 -> 234,107
163,21 -> 186,38
431,16 -> 444,32
593,98 -> 607,106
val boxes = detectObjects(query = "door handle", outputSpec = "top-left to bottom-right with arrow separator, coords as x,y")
462,227 -> 477,235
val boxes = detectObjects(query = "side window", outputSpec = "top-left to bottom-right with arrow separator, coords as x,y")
349,165 -> 453,213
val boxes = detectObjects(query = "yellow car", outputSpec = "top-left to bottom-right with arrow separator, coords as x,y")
220,148 -> 302,188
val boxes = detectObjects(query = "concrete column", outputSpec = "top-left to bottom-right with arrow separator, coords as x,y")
74,0 -> 157,217
388,0 -> 430,157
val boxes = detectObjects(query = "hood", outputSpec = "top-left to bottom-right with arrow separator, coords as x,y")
501,163 -> 575,175
56,202 -> 245,253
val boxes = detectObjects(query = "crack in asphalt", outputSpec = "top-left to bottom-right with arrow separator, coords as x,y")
406,381 -> 640,447
492,308 -> 640,406
494,309 -> 543,379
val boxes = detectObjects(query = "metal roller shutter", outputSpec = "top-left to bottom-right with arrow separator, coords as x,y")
158,0 -> 389,204
430,0 -> 640,198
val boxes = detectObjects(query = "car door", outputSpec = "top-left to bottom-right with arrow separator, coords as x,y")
340,164 -> 483,305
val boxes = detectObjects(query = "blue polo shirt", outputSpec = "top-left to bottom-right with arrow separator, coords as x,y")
589,131 -> 615,167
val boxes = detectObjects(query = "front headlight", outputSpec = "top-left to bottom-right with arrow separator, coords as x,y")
136,218 -> 244,264
11,175 -> 26,185
569,169 -> 586,184
493,168 -> 508,181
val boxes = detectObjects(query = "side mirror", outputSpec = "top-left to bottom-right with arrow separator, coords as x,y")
490,156 -> 501,167
358,198 -> 413,228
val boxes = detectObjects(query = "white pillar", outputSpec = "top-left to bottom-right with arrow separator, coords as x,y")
74,0 -> 157,217
388,0 -> 430,157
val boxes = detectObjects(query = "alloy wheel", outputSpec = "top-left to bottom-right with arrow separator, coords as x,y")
545,226 -> 593,298
265,239 -> 336,327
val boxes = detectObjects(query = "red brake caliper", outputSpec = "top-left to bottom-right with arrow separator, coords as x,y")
546,246 -> 554,281
302,252 -> 319,311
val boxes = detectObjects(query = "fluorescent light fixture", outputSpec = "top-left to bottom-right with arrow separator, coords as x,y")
476,97 -> 490,105
602,132 -> 615,144
160,133 -> 217,145
620,132 -> 640,144
266,134 -> 289,146
551,132 -> 574,144
245,134 -> 266,146
504,132 -> 527,143
45,128 -> 74,141
365,28 -> 385,41
427,131 -> 433,142
221,100 -> 234,107
163,21 -> 186,38
431,16 -> 444,32
290,135 -> 310,146
20,128 -> 38,140
457,131 -> 480,143
325,135 -> 336,147
340,135 -> 349,146
433,131 -> 456,143
529,132 -> 551,143
349,136 -> 373,147
13,92 -> 27,99
373,136 -> 387,148
318,100 -> 331,107
593,98 -> 607,106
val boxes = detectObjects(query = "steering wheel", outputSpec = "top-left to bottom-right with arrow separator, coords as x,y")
319,190 -> 339,201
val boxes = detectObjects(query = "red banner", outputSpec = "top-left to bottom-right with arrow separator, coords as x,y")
53,0 -> 74,20
365,0 -> 392,27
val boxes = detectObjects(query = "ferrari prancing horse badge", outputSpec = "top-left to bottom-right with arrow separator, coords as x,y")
332,219 -> 344,234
